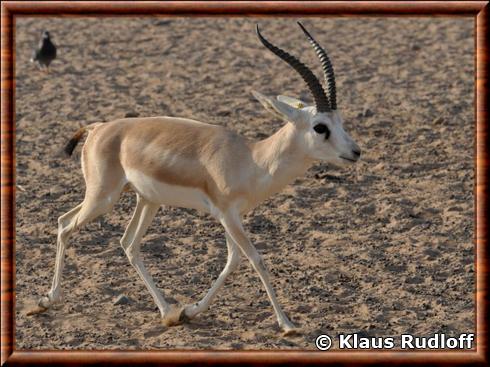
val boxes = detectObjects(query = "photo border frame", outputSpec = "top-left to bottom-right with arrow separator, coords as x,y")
1,1 -> 488,365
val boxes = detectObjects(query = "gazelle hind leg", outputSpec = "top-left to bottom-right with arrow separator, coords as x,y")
119,195 -> 179,325
41,203 -> 83,307
181,233 -> 240,320
37,186 -> 124,312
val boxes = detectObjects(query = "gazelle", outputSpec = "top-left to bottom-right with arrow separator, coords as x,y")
34,23 -> 361,335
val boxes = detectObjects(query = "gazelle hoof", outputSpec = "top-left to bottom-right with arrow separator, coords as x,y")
38,296 -> 52,309
161,305 -> 186,327
281,322 -> 301,336
25,296 -> 51,316
26,305 -> 48,316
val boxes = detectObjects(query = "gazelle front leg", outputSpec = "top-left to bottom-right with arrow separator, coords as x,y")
181,233 -> 241,320
219,209 -> 298,335
120,195 -> 181,326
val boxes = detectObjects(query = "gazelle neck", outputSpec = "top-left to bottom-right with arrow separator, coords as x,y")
251,122 -> 314,199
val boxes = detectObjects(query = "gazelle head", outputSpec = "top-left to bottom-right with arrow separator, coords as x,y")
254,23 -> 361,167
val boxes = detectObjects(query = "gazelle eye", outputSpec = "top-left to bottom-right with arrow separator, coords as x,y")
313,123 -> 330,138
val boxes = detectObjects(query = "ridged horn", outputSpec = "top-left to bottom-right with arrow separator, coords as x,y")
297,22 -> 337,110
256,24 -> 331,113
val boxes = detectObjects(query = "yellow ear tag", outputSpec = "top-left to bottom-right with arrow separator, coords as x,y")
296,102 -> 304,109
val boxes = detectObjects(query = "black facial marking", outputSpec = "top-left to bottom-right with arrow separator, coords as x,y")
313,123 -> 330,139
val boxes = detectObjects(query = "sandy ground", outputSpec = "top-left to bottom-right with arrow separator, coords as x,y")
14,17 -> 474,350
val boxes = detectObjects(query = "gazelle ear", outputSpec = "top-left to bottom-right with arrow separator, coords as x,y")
277,95 -> 307,109
252,90 -> 306,125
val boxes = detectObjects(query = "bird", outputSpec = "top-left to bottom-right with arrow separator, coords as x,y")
30,31 -> 57,71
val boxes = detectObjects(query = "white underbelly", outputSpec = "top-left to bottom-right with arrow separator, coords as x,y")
125,169 -> 211,214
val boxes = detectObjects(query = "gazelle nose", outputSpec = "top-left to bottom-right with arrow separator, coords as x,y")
353,149 -> 361,158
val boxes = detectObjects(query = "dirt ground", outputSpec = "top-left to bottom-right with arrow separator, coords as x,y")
14,17 -> 474,350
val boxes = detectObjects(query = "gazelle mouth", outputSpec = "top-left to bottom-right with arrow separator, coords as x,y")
339,156 -> 357,163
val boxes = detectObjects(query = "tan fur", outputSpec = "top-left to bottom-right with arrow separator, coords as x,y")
78,117 -> 307,212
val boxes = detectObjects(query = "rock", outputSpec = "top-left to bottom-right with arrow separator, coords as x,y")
113,294 -> 131,305
433,116 -> 445,125
359,203 -> 376,216
125,111 -> 139,118
447,206 -> 463,212
385,263 -> 407,273
424,248 -> 441,260
155,20 -> 172,27
230,343 -> 244,349
405,276 -> 424,284
362,107 -> 374,118
411,43 -> 421,51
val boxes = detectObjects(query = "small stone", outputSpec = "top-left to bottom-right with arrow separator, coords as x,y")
363,107 -> 374,118
114,294 -> 131,305
447,206 -> 463,212
405,276 -> 424,285
125,111 -> 139,118
359,203 -> 376,216
433,116 -> 445,125
411,43 -> 421,51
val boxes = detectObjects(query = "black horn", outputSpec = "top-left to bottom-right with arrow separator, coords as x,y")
297,22 -> 337,110
256,24 -> 331,113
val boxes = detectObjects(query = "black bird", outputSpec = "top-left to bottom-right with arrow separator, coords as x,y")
31,31 -> 57,71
